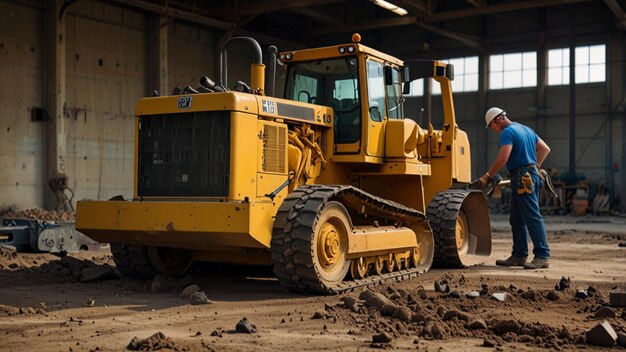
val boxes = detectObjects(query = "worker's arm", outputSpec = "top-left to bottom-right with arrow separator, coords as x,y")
486,144 -> 512,177
536,138 -> 550,168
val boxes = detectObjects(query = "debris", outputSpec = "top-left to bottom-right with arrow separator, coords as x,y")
555,277 -> 570,291
491,292 -> 507,302
372,332 -> 392,343
479,284 -> 489,296
575,290 -> 588,300
468,319 -> 487,330
189,291 -> 212,305
127,332 -> 176,351
180,285 -> 201,299
586,321 -> 617,347
448,290 -> 461,299
391,306 -> 412,322
311,312 -> 324,319
235,318 -> 256,333
609,289 -> 626,307
617,333 -> 626,348
546,291 -> 560,301
210,328 -> 224,337
86,298 -> 95,307
434,280 -> 450,293
442,310 -> 458,321
619,242 -> 626,247
594,307 -> 616,319
466,291 -> 480,299
482,338 -> 495,347
491,319 -> 520,336
521,289 -> 537,300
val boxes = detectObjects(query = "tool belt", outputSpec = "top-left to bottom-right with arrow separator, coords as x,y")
509,164 -> 558,198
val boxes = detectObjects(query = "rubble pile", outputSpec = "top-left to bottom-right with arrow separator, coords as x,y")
0,208 -> 74,221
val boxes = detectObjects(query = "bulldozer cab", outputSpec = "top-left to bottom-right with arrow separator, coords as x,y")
281,35 -> 408,160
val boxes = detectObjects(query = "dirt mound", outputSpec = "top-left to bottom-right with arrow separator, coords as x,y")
0,208 -> 74,221
0,245 -> 20,270
127,332 -> 177,351
328,278 -> 623,349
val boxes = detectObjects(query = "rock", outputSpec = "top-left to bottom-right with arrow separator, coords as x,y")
372,332 -> 392,343
448,290 -> 461,299
364,293 -> 392,310
79,266 -> 117,283
457,311 -> 472,321
392,306 -> 412,322
380,304 -> 397,316
586,321 -> 617,347
468,319 -> 487,330
575,290 -> 588,300
491,292 -> 507,302
479,284 -> 489,296
341,296 -> 358,312
434,280 -> 449,293
492,320 -> 520,336
546,291 -> 560,301
587,286 -> 598,297
180,285 -> 201,299
442,310 -> 458,321
235,318 -> 256,333
189,291 -> 212,305
127,332 -> 176,351
483,339 -> 495,347
617,333 -> 626,347
466,291 -> 480,299
594,307 -> 616,319
417,289 -> 427,300
210,328 -> 224,337
556,277 -> 570,291
311,312 -> 324,319
359,289 -> 376,301
619,242 -> 626,247
521,289 -> 536,300
412,312 -> 427,323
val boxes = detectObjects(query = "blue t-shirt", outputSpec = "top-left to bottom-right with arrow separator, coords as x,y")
499,122 -> 539,171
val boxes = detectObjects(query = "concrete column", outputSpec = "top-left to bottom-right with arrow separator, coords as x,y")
44,0 -> 66,209
148,15 -> 168,95
478,53 -> 488,175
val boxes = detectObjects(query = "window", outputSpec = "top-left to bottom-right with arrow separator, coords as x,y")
405,56 -> 478,96
284,57 -> 360,144
367,60 -> 385,122
385,67 -> 403,119
548,44 -> 606,85
489,51 -> 536,89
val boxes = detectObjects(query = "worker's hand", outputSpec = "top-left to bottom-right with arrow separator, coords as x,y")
472,173 -> 491,189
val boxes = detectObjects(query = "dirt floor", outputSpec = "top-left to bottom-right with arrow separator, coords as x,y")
0,215 -> 625,351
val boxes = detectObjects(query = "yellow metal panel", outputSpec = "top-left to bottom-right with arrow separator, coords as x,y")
76,199 -> 277,249
455,130 -> 472,182
347,226 -> 418,258
331,154 -> 383,164
134,92 -> 259,116
281,43 -> 403,66
256,96 -> 333,127
230,112 -> 260,200
257,173 -> 288,199
381,161 -> 431,175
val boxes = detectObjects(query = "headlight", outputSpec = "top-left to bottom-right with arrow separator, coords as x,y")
338,47 -> 346,54
347,46 -> 355,53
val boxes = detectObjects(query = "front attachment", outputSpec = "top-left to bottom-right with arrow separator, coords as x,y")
426,190 -> 491,267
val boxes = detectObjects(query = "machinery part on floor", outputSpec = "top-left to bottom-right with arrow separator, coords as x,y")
426,190 -> 491,268
0,218 -> 101,254
110,243 -> 157,279
271,185 -> 434,294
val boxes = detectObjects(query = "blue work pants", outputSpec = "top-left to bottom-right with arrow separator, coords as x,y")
509,167 -> 550,259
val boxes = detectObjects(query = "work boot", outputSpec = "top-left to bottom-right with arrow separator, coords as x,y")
495,255 -> 527,267
523,257 -> 550,270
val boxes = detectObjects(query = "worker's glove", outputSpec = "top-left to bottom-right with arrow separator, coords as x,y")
472,173 -> 491,189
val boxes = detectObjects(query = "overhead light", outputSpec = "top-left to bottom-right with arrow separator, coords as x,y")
370,0 -> 408,16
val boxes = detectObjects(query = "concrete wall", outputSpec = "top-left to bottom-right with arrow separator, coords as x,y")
0,2 -> 45,210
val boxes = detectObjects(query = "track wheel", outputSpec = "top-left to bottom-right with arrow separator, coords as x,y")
147,246 -> 193,276
384,253 -> 396,273
350,257 -> 368,279
373,256 -> 384,275
313,202 -> 352,287
409,246 -> 421,269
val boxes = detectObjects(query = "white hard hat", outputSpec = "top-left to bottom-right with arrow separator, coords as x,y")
485,107 -> 506,129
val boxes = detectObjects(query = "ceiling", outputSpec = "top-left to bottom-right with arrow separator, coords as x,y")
104,0 -> 624,57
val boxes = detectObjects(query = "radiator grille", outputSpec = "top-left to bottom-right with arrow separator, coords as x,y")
137,111 -> 230,197
261,124 -> 286,173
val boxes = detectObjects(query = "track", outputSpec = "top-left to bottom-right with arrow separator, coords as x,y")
271,185 -> 432,294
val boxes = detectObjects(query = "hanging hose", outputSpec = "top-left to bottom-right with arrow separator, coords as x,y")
48,174 -> 75,212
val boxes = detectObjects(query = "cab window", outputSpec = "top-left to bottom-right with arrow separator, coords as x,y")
386,68 -> 403,119
366,60 -> 385,122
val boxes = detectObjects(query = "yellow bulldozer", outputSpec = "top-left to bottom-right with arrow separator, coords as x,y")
76,34 -> 491,294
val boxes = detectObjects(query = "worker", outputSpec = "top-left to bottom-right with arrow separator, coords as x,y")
475,107 -> 551,269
